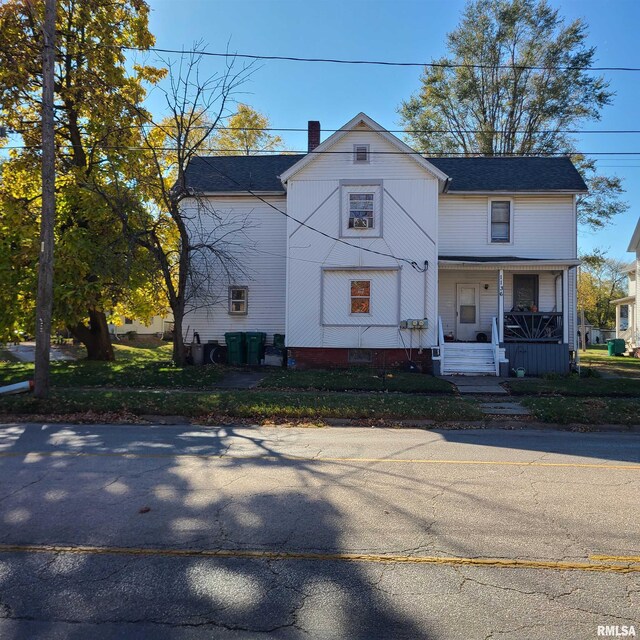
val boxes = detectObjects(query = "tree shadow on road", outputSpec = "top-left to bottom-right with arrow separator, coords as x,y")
0,423 -> 436,638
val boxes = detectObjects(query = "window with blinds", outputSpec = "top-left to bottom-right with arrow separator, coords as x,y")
490,200 -> 511,243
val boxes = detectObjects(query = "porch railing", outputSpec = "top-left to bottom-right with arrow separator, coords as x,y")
438,316 -> 445,373
491,317 -> 500,376
503,312 -> 563,343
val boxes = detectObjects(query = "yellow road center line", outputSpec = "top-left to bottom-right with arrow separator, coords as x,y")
0,543 -> 638,573
0,449 -> 638,470
590,554 -> 640,563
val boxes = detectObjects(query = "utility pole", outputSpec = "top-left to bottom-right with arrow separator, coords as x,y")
34,0 -> 56,399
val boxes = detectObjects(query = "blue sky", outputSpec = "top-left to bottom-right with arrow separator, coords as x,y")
83,1 -> 640,262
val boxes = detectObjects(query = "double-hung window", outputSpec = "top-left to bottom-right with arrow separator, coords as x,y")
348,193 -> 374,229
490,200 -> 511,243
350,280 -> 371,314
228,286 -> 248,315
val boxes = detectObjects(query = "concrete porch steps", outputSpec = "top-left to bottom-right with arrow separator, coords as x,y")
442,342 -> 497,376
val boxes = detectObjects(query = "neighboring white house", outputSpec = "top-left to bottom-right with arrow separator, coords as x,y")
613,218 -> 640,353
182,113 -> 585,375
108,314 -> 174,338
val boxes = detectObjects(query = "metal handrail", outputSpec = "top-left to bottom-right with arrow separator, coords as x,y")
491,317 -> 500,376
438,316 -> 445,373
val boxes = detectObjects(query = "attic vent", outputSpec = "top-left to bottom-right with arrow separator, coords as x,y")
353,144 -> 370,164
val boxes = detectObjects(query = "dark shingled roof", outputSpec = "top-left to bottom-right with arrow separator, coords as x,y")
185,155 -> 305,193
427,156 -> 587,193
185,154 -> 587,193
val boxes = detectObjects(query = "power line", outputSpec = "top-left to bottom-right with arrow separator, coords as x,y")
112,45 -> 640,73
5,143 -> 640,156
8,121 -> 640,137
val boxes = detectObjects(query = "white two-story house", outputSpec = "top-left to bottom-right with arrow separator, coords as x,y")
614,218 -> 639,353
183,113 -> 585,376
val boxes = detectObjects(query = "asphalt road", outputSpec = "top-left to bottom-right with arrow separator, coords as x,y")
0,422 -> 638,639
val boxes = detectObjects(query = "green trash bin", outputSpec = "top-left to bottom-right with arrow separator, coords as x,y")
225,332 -> 246,365
246,332 -> 267,365
273,333 -> 285,349
607,339 -> 626,356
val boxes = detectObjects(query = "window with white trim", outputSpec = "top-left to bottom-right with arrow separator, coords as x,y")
348,193 -> 375,229
228,286 -> 248,315
353,144 -> 370,163
350,280 -> 371,314
490,200 -> 511,243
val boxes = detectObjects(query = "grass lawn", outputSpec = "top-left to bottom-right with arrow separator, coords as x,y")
0,389 -> 481,422
507,376 -> 640,397
522,397 -> 640,425
0,342 -> 224,390
578,344 -> 640,379
259,368 -> 454,394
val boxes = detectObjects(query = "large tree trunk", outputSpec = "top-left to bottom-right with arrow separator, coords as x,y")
69,308 -> 115,361
172,309 -> 186,366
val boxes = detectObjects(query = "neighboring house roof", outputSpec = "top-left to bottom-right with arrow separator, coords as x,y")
185,155 -> 304,193
628,218 -> 640,252
278,112 -> 450,185
428,157 -> 588,193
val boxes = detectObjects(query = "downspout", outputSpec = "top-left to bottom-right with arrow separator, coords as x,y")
423,260 -> 429,352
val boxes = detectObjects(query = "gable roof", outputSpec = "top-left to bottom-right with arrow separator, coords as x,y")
428,156 -> 587,193
185,154 -> 304,193
628,218 -> 640,252
278,112 -> 449,184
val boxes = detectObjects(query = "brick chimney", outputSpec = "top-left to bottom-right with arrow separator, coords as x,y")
307,120 -> 320,152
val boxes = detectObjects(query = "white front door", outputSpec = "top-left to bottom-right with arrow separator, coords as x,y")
456,283 -> 480,341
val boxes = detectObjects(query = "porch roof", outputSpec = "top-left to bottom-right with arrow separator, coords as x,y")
612,295 -> 635,305
438,256 -> 581,270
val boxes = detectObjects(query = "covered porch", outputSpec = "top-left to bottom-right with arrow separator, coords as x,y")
435,257 -> 579,375
613,295 -> 638,350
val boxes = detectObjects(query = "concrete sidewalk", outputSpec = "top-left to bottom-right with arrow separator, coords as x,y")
441,375 -> 508,394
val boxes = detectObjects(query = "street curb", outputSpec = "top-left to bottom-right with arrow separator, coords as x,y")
1,414 -> 639,433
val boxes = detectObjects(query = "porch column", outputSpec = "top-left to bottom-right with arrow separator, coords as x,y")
615,304 -> 621,339
498,269 -> 504,342
562,267 -> 569,344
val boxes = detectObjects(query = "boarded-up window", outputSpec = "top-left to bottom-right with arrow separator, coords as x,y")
350,280 -> 371,314
491,201 -> 511,242
348,193 -> 374,229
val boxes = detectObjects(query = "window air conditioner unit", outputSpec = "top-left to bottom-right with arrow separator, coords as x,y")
353,217 -> 369,229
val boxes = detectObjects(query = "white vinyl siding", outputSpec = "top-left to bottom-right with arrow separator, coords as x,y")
439,195 -> 576,259
291,126 -> 432,182
322,269 -> 399,326
286,126 -> 440,349
183,196 -> 287,343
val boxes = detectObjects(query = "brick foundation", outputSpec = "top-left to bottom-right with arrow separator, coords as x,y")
287,348 -> 433,373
